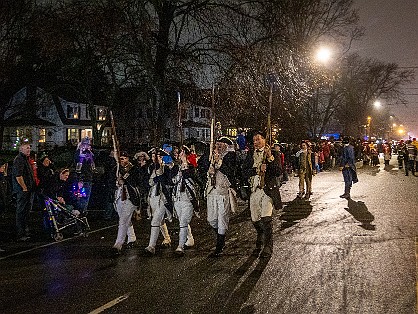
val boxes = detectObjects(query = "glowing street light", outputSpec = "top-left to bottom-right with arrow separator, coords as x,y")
316,47 -> 332,64
373,100 -> 382,109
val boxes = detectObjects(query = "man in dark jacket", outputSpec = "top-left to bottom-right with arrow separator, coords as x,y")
339,137 -> 358,199
242,131 -> 281,258
12,141 -> 35,241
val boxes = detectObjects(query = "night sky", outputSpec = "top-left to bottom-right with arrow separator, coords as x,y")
352,0 -> 418,138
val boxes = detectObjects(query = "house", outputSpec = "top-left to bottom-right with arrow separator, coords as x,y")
2,86 -> 110,151
2,86 -> 213,151
114,90 -> 212,146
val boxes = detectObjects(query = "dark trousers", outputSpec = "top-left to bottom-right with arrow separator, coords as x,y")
405,160 -> 415,175
16,191 -> 34,237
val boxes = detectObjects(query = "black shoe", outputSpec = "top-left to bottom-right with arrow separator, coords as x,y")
111,247 -> 122,256
339,193 -> 350,199
125,241 -> 136,249
209,249 -> 223,257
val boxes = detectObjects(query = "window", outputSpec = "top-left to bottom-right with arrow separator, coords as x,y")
81,129 -> 92,139
201,109 -> 209,118
97,108 -> 106,121
194,107 -> 200,118
67,105 -> 80,119
67,128 -> 79,143
39,129 -> 46,143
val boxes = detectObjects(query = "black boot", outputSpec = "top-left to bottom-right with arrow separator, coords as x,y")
210,233 -> 226,257
252,221 -> 264,256
260,216 -> 273,258
339,187 -> 351,199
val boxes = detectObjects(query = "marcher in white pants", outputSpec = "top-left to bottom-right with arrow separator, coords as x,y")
145,150 -> 172,255
114,187 -> 137,250
112,152 -> 140,255
171,146 -> 197,256
205,137 -> 237,257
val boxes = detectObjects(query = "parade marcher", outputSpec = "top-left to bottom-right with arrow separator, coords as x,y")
339,137 -> 358,199
242,131 -> 281,258
397,140 -> 406,169
206,136 -> 237,257
112,152 -> 141,255
145,149 -> 173,255
383,142 -> 392,166
12,141 -> 35,241
296,141 -> 314,199
273,142 -> 286,183
171,146 -> 198,256
134,151 -> 151,220
412,138 -> 418,172
370,142 -> 380,167
405,140 -> 417,176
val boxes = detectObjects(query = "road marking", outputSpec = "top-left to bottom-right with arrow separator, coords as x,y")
88,293 -> 131,314
0,224 -> 117,261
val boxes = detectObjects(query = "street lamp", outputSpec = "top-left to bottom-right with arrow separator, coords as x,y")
316,47 -> 332,64
312,46 -> 332,138
373,100 -> 382,109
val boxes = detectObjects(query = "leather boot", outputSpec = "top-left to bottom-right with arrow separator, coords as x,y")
210,233 -> 226,257
252,221 -> 264,256
339,187 -> 351,199
260,216 -> 273,258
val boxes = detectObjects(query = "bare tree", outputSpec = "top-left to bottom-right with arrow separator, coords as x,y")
335,54 -> 414,137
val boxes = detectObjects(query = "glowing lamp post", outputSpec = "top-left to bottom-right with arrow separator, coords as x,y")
316,47 -> 332,64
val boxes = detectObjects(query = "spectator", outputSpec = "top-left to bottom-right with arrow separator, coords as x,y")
12,141 -> 36,241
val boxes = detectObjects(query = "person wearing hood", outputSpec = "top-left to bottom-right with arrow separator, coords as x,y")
339,137 -> 358,199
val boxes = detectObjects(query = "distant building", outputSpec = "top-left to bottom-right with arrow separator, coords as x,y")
2,86 -> 212,151
2,86 -> 110,151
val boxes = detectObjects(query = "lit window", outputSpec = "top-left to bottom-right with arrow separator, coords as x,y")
67,128 -> 79,143
39,129 -> 46,143
97,108 -> 106,121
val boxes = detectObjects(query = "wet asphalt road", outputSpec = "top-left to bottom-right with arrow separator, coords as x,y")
0,157 -> 416,314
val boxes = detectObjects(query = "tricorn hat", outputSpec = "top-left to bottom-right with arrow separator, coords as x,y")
216,136 -> 234,145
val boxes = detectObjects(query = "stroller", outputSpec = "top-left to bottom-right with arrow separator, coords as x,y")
43,196 -> 90,241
